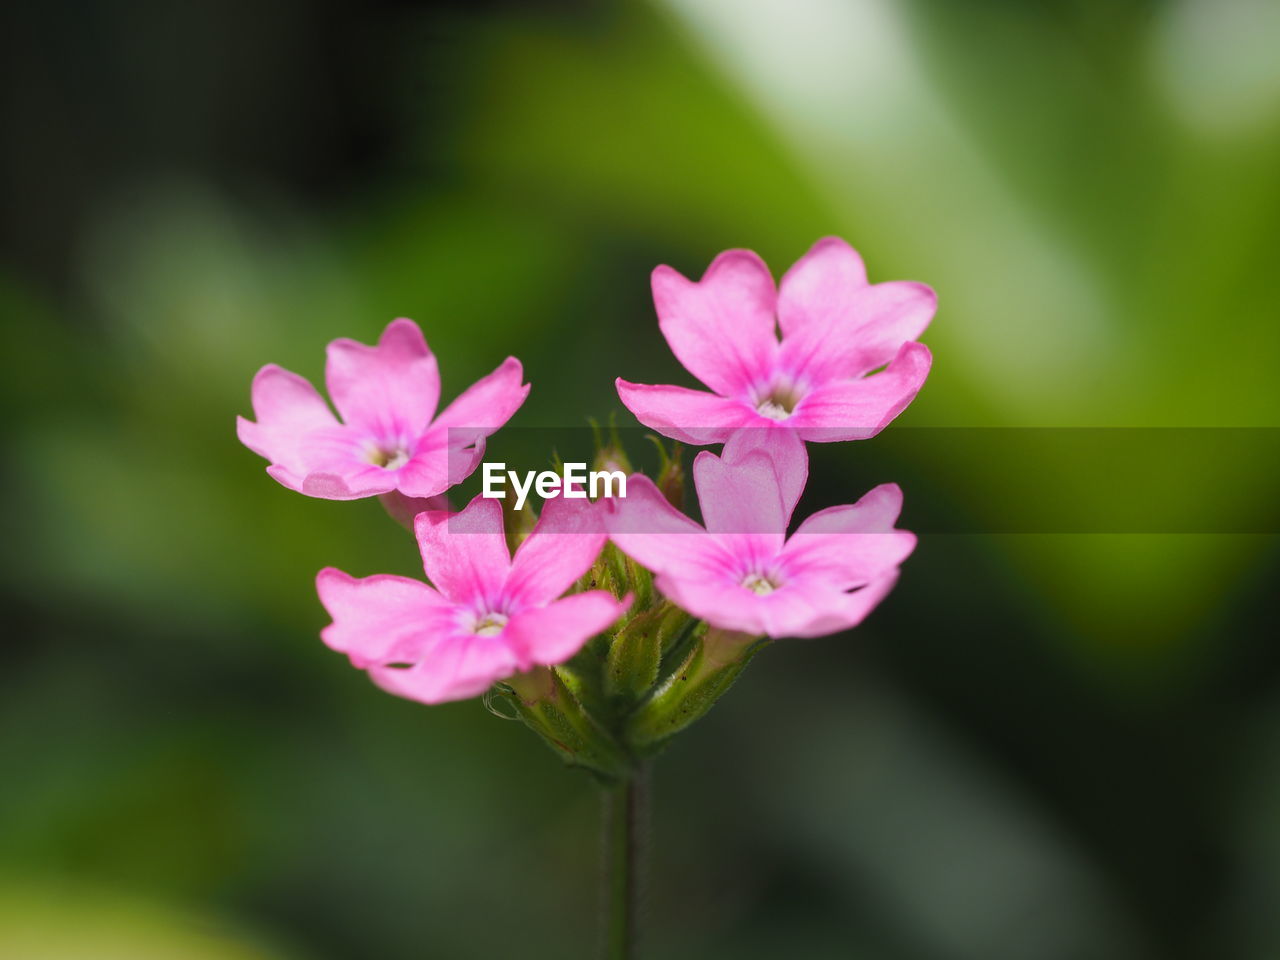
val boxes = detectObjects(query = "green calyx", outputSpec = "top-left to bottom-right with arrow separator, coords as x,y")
484,432 -> 762,782
625,628 -> 765,752
493,602 -> 764,782
500,666 -> 634,783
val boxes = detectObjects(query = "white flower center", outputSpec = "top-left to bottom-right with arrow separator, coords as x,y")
473,613 -> 509,636
368,445 -> 410,470
755,400 -> 791,421
741,572 -> 779,595
753,380 -> 804,420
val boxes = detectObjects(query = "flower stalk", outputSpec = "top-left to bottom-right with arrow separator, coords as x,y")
603,765 -> 647,960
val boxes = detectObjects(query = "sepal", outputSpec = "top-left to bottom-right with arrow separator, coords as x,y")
501,666 -> 633,782
583,542 -> 652,608
625,629 -> 765,753
605,603 -> 687,703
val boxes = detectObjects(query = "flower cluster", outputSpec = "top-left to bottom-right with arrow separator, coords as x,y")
238,237 -> 933,776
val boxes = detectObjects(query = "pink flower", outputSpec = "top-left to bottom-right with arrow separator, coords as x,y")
237,318 -> 529,500
607,432 -> 915,638
317,494 -> 630,705
616,237 -> 934,445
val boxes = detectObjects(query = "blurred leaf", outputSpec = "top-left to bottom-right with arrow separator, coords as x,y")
0,879 -> 293,960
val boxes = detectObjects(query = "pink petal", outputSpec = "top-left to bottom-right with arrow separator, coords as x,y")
414,495 -> 511,606
505,591 -> 631,666
781,483 -> 915,581
393,457 -> 455,501
316,568 -> 456,669
289,468 -> 399,499
813,571 -> 901,635
782,529 -> 917,586
776,236 -> 868,338
237,364 -> 339,476
239,364 -> 415,501
394,429 -> 486,499
720,428 -> 808,523
780,280 -> 936,382
606,475 -> 735,580
324,318 -> 441,439
368,633 -> 521,705
692,449 -> 788,537
782,531 -> 914,586
647,568 -> 854,637
615,378 -> 757,445
651,249 -> 779,396
788,342 -> 932,442
760,573 -> 901,638
754,581 -> 858,638
505,496 -> 607,608
651,574 -> 766,634
266,423 -> 398,499
655,569 -> 900,639
432,357 -> 530,447
793,482 -> 905,534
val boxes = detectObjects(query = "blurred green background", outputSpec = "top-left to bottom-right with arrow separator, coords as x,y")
3,0 -> 1279,957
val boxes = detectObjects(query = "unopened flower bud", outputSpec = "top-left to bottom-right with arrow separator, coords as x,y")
593,447 -> 633,477
503,496 -> 538,553
625,628 -> 766,752
580,541 -> 640,604
656,448 -> 684,509
640,434 -> 684,509
590,413 -> 634,477
605,607 -> 665,702
505,664 -> 557,705
502,667 -> 634,781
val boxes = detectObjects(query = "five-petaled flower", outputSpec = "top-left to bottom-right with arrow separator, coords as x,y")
616,237 -> 934,445
607,432 -> 916,638
317,494 -> 630,704
238,237 -> 931,709
238,318 -> 529,500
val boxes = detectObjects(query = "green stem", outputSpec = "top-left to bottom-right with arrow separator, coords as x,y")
603,767 -> 647,960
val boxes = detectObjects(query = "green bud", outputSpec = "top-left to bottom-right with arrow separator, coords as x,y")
656,445 -> 684,509
590,414 -> 634,476
503,496 -> 538,554
503,667 -> 633,782
593,446 -> 633,477
626,628 -> 766,752
606,541 -> 630,595
621,553 -> 653,610
604,607 -> 666,702
656,604 -> 695,656
554,654 -> 613,727
643,435 -> 685,509
580,542 -> 637,606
